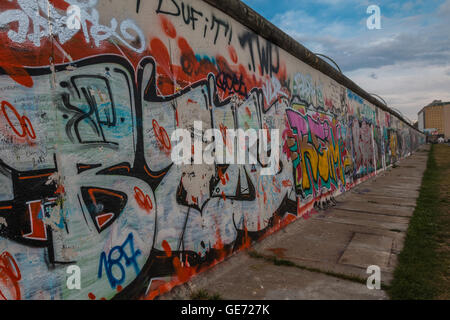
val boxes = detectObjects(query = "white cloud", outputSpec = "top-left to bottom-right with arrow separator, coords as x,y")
269,2 -> 450,122
438,0 -> 450,15
271,10 -> 318,35
346,61 -> 450,121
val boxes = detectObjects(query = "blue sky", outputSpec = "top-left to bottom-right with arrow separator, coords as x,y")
242,0 -> 450,121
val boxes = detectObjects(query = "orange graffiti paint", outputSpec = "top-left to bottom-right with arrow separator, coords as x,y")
48,0 -> 70,10
1,101 -> 36,140
160,16 -> 177,39
0,252 -> 21,300
245,106 -> 252,118
282,180 -> 292,187
152,119 -> 171,151
162,240 -> 172,258
0,49 -> 33,88
218,168 -> 227,185
172,256 -> 195,283
228,46 -> 238,64
134,187 -> 153,213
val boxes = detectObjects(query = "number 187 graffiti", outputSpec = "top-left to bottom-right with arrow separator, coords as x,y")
98,233 -> 142,289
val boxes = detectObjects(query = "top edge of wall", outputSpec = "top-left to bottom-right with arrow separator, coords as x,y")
203,0 -> 422,134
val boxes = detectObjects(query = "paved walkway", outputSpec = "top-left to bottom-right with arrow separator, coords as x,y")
161,145 -> 430,300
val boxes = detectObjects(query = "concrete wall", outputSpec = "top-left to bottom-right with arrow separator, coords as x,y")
418,111 -> 425,132
0,0 -> 424,300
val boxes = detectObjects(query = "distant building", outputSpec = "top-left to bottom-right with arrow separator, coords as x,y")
418,100 -> 450,140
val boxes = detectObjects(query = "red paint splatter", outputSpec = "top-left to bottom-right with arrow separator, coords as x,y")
219,124 -> 228,145
88,292 -> 96,300
0,252 -> 21,300
1,101 -> 36,141
150,38 -> 175,94
0,63 -> 33,88
218,168 -> 226,185
228,46 -> 238,64
48,0 -> 70,10
178,37 -> 217,82
152,119 -> 172,151
160,16 -> 177,39
55,184 -> 65,195
172,256 -> 196,283
242,225 -> 251,249
215,224 -> 224,251
0,36 -> 33,88
263,123 -> 271,142
277,62 -> 288,84
162,240 -> 172,258
134,187 -> 153,213
272,176 -> 281,193
116,285 -> 123,292
282,180 -> 292,187
178,37 -> 194,56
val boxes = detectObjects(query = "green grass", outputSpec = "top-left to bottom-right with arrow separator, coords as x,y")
190,289 -> 223,300
388,144 -> 450,299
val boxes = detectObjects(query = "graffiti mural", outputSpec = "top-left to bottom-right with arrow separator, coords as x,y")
0,0 -> 424,300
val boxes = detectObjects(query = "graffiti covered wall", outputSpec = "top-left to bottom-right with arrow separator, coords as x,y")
0,0 -> 424,300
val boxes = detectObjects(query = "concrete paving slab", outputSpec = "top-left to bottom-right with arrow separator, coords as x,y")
254,217 -> 402,283
162,253 -> 387,300
339,247 -> 391,269
346,233 -> 394,253
338,233 -> 393,269
350,188 -> 420,199
339,194 -> 417,207
334,200 -> 415,217
314,208 -> 410,231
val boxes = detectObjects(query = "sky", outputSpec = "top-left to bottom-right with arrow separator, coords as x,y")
242,0 -> 450,121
